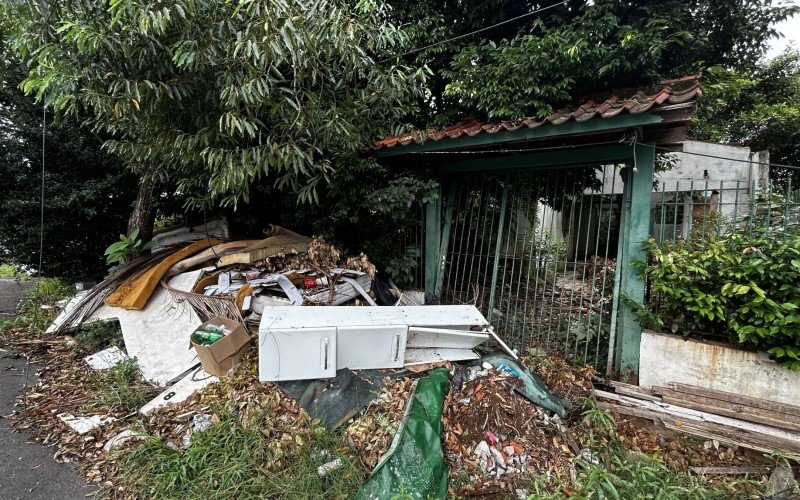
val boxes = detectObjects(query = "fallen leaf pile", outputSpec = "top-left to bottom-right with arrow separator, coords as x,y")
346,376 -> 414,470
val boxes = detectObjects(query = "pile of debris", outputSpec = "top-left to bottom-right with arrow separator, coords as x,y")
443,365 -> 574,496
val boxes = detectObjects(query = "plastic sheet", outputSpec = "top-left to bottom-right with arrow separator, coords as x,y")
357,368 -> 450,500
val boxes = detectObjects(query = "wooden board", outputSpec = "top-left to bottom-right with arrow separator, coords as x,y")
595,390 -> 800,459
105,239 -> 219,310
165,240 -> 259,276
216,234 -> 310,267
654,387 -> 800,432
664,383 -> 800,424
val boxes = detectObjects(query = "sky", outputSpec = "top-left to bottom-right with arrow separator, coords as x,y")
766,1 -> 800,59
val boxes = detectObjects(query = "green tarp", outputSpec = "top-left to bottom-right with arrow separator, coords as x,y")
356,368 -> 451,500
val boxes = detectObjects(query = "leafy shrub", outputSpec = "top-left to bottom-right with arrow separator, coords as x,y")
637,230 -> 800,369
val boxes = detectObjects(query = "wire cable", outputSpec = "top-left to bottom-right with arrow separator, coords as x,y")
377,0 -> 568,64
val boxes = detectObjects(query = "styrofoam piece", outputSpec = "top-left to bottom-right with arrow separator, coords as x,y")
46,290 -> 90,334
84,346 -> 129,370
406,327 -> 489,349
139,367 -> 219,415
336,325 -> 406,370
259,327 -> 337,381
89,270 -> 203,386
404,347 -> 480,365
258,305 -> 487,331
56,412 -> 116,434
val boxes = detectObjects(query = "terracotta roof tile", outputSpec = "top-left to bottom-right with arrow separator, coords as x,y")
367,75 -> 701,151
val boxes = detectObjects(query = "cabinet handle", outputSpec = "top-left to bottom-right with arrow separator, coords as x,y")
321,337 -> 329,370
392,334 -> 400,361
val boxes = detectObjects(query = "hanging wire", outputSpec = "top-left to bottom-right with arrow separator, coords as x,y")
377,1 -> 569,64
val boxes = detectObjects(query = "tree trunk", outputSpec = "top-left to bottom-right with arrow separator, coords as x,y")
127,176 -> 157,244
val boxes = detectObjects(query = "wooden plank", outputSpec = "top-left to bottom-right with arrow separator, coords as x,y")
689,466 -> 764,476
595,390 -> 800,458
604,380 -> 663,403
105,239 -> 219,310
216,234 -> 310,267
654,387 -> 800,431
666,383 -> 800,421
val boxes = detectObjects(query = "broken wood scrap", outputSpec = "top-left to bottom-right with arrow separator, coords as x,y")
104,238 -> 219,311
653,386 -> 800,432
166,240 -> 259,277
595,390 -> 800,460
598,379 -> 663,403
689,466 -> 765,476
216,234 -> 311,267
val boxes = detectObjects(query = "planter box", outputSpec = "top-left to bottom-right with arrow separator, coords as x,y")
640,330 -> 800,407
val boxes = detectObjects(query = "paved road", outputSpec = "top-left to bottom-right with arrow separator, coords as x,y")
0,279 -> 35,320
1,278 -> 93,498
0,348 -> 95,499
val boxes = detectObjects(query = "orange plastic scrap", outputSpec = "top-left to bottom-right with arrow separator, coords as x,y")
104,238 -> 220,311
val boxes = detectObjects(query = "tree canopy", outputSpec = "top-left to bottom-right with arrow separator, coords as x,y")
3,0 -> 426,208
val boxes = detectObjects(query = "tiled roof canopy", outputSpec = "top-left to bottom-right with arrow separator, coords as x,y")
367,75 -> 701,152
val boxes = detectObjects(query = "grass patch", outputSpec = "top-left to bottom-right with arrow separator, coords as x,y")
0,277 -> 73,332
117,412 -> 365,499
89,358 -> 154,413
0,263 -> 28,279
73,320 -> 124,357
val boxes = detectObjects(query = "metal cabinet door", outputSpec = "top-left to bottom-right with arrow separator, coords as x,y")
259,327 -> 337,381
336,325 -> 407,370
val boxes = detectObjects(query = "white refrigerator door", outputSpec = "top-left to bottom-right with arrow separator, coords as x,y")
336,325 -> 407,370
259,327 -> 337,381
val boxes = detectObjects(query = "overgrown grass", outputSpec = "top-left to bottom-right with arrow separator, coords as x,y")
0,277 -> 73,332
520,402 -> 759,499
0,263 -> 27,279
89,358 -> 154,413
117,412 -> 365,499
73,320 -> 124,357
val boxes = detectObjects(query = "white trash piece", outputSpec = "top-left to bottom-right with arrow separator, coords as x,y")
56,412 -> 116,434
139,367 -> 219,415
84,346 -> 129,370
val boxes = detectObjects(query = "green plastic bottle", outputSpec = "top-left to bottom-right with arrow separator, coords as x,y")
193,329 -> 224,345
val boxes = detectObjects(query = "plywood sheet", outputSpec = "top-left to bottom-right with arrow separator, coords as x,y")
90,271 -> 203,385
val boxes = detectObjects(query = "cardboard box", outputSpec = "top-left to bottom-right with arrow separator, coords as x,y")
190,316 -> 251,377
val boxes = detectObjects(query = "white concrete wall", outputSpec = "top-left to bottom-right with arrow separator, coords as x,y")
639,330 -> 800,407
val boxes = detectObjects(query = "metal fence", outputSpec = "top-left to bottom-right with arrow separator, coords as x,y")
406,161 -> 798,373
438,164 -> 623,370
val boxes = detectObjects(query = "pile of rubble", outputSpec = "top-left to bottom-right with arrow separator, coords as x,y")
443,364 -> 575,496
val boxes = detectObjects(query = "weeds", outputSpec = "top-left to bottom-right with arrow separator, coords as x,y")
89,358 -> 154,413
73,320 -> 124,357
0,278 -> 73,332
116,412 -> 365,499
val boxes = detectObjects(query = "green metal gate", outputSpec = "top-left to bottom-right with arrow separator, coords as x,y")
437,164 -> 624,371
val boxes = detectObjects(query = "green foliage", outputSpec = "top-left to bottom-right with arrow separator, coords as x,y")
90,358 -> 154,413
639,231 -> 800,370
0,64 -> 139,281
0,263 -> 29,279
291,157 -> 438,284
4,0 -> 426,208
434,0 -> 797,119
692,50 -> 800,175
117,413 -> 364,499
73,320 -> 124,358
104,228 -> 153,272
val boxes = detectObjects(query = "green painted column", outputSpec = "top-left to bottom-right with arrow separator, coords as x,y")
614,142 -> 655,383
424,182 -> 442,297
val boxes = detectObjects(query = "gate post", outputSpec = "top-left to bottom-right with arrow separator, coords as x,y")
424,182 -> 442,297
614,142 -> 654,383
